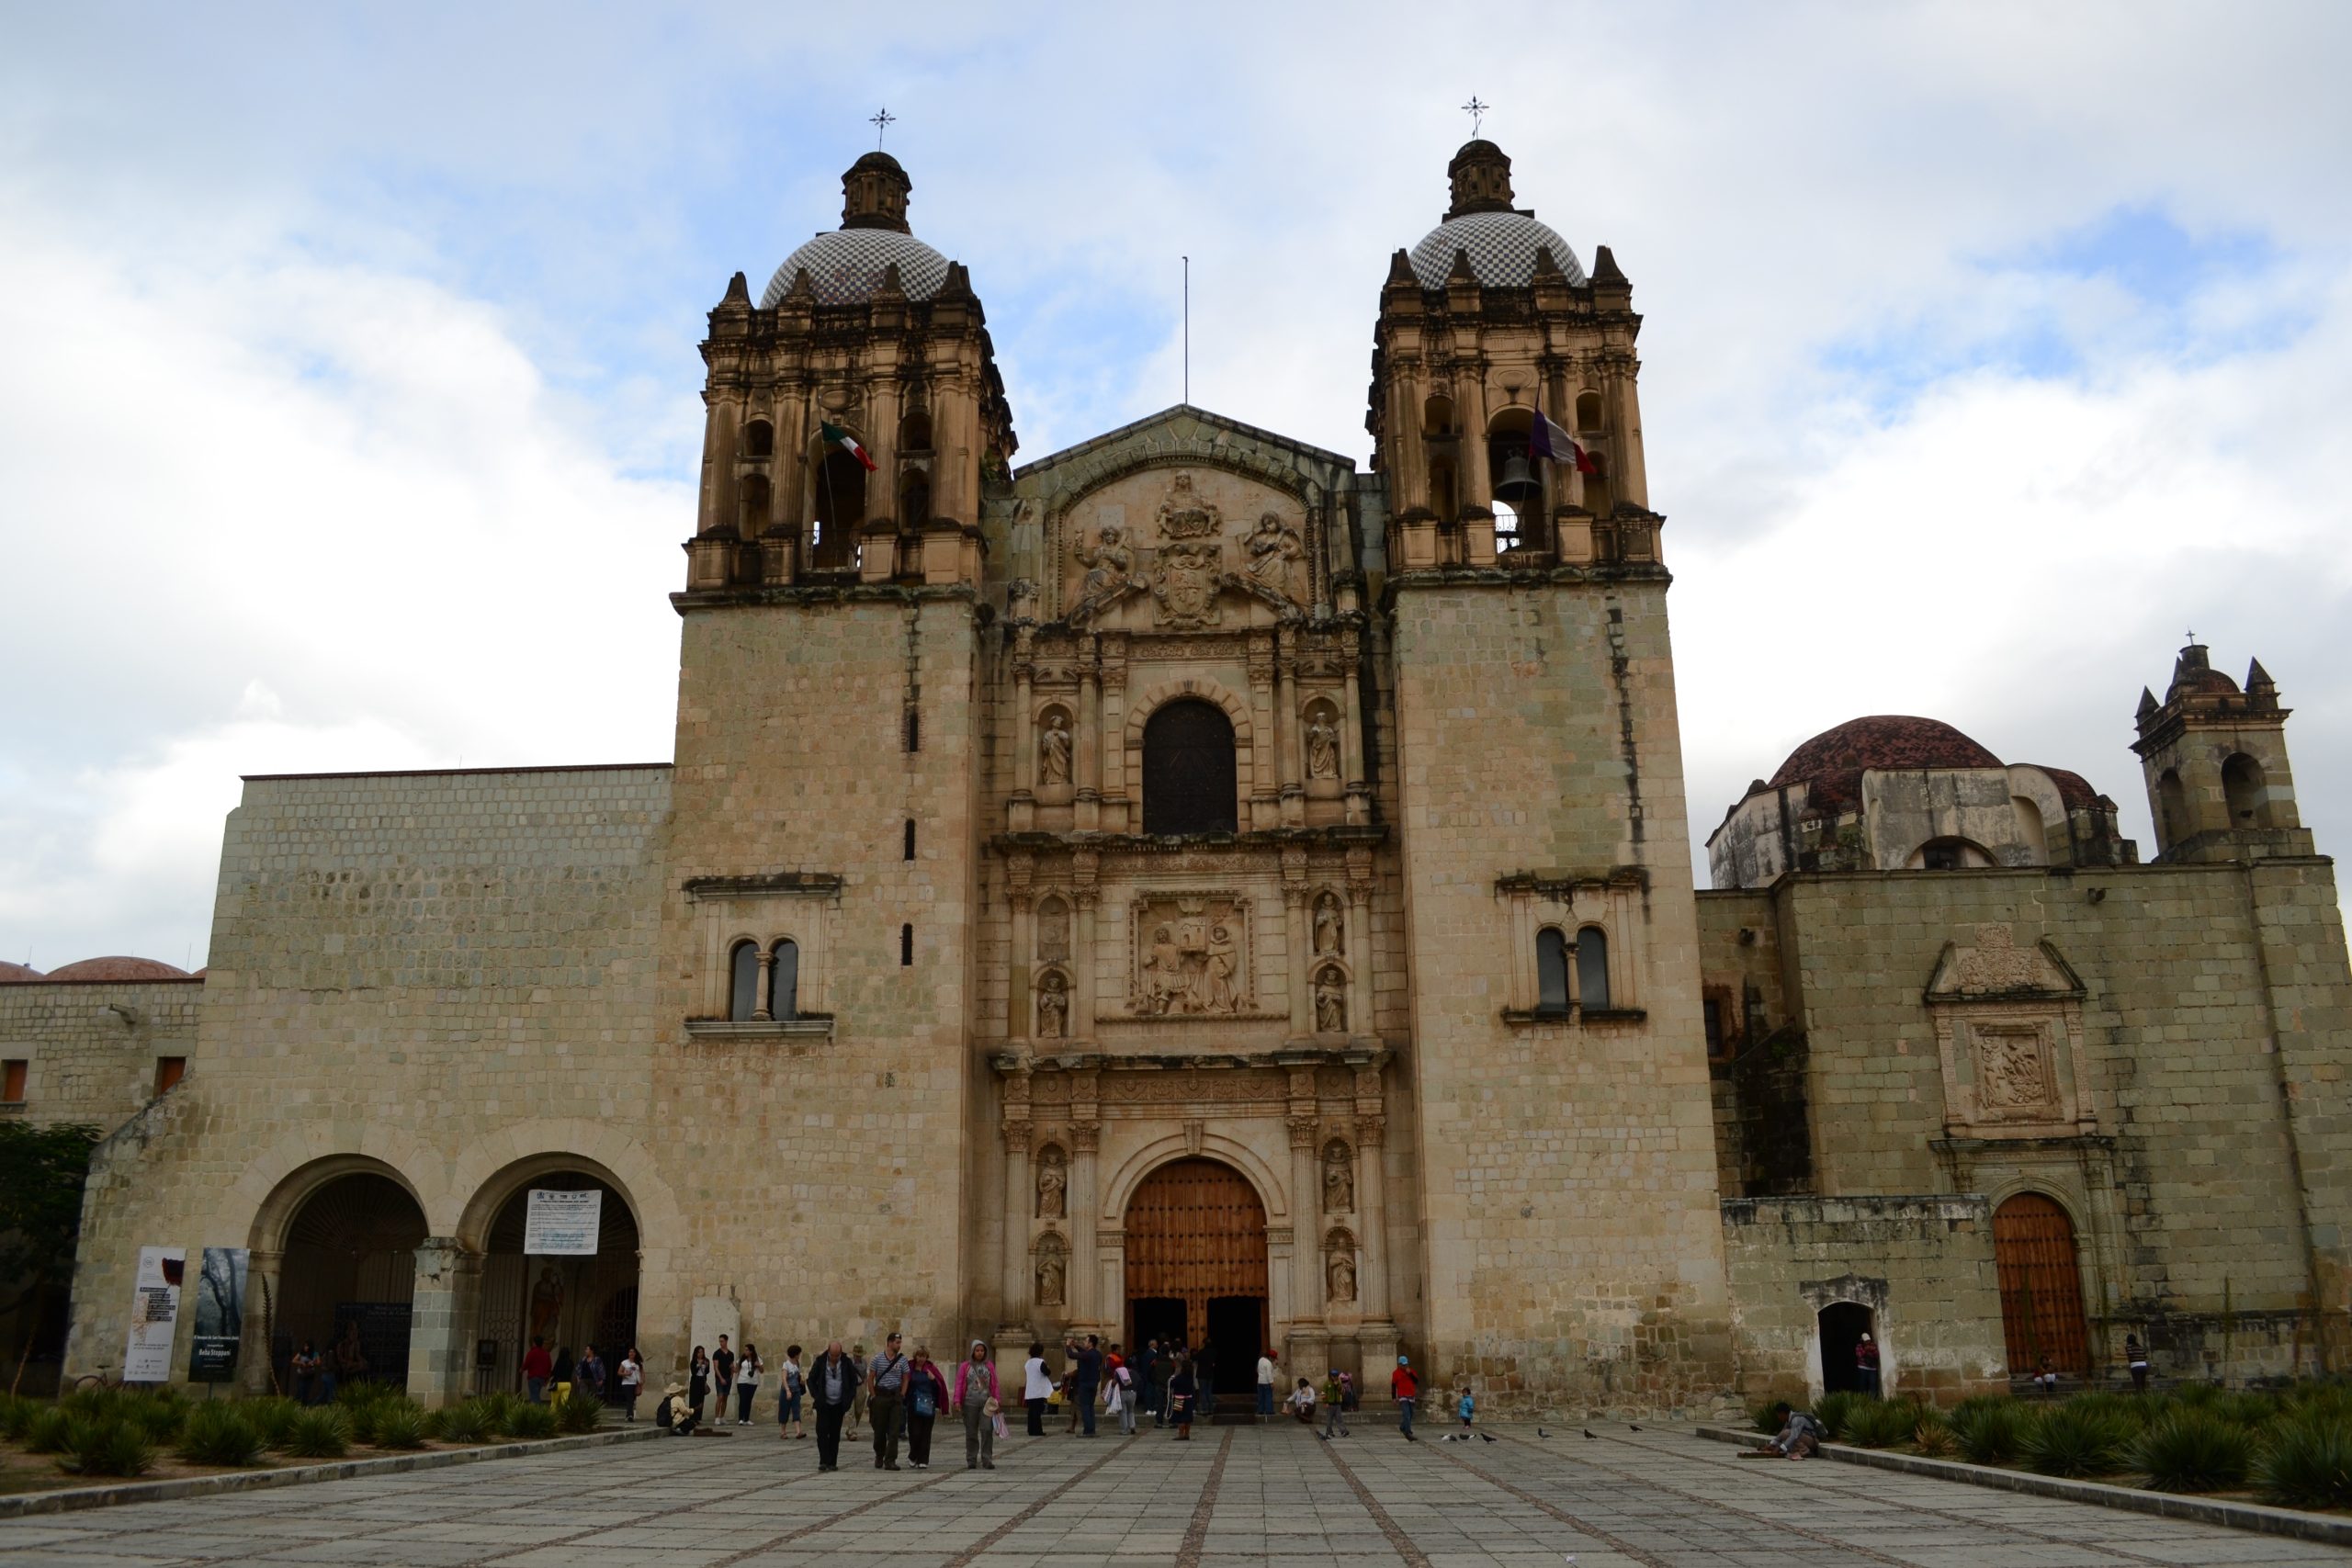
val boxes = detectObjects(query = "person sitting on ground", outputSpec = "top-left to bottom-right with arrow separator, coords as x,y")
1287,1377 -> 1318,1424
1742,1402 -> 1824,1459
2035,1355 -> 2061,1398
656,1382 -> 695,1434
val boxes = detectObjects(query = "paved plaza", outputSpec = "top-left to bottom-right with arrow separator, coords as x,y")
2,1422 -> 2347,1567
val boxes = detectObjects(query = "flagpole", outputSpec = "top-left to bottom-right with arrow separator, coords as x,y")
1182,255 -> 1189,406
818,430 -> 839,565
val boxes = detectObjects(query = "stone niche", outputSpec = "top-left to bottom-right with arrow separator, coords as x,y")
1925,925 -> 2095,1138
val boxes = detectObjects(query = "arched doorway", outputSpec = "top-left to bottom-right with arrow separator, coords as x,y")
276,1173 -> 428,1394
1818,1301 -> 1874,1394
1994,1192 -> 2089,1376
472,1174 -> 641,1397
1124,1158 -> 1268,1409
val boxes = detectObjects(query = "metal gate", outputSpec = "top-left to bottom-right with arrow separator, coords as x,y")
1124,1158 -> 1267,1346
1994,1191 -> 2089,1375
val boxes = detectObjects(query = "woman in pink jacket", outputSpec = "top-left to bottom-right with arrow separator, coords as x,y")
954,1340 -> 1001,1471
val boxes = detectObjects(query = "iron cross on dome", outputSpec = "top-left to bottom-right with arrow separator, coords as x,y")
870,107 -> 897,148
1461,96 -> 1490,137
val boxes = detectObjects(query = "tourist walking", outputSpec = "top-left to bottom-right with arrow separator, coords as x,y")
735,1343 -> 763,1424
1072,1334 -> 1103,1437
1454,1379 -> 1476,1436
618,1346 -> 643,1421
291,1341 -> 322,1406
847,1343 -> 869,1439
778,1345 -> 807,1439
1855,1332 -> 1880,1396
867,1331 -> 911,1470
2125,1334 -> 2151,1393
689,1345 -> 711,1424
903,1346 -> 950,1470
1319,1369 -> 1349,1438
1023,1341 -> 1052,1436
1256,1348 -> 1277,1420
956,1341 -> 1000,1471
576,1344 -> 605,1404
522,1337 -> 553,1404
1391,1354 -> 1419,1441
1109,1356 -> 1137,1434
808,1340 -> 858,1471
1168,1355 -> 1197,1439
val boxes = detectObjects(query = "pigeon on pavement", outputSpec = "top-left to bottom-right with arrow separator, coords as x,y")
1478,1431 -> 1497,1443
1536,1427 -> 1550,1438
1581,1428 -> 1597,1439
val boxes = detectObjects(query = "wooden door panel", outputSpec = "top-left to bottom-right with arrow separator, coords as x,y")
1123,1158 -> 1268,1331
1995,1192 -> 2090,1375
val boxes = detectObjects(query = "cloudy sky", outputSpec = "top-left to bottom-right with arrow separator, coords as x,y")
4,3 -> 2347,969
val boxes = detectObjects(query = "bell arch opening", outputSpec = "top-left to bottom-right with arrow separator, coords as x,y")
1122,1156 -> 1269,1410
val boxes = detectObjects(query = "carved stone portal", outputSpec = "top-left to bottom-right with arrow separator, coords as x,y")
1975,1026 -> 2053,1111
1131,894 -> 1251,1016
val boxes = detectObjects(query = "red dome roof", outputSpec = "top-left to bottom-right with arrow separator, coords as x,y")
0,961 -> 43,983
41,955 -> 193,982
1770,716 -> 2004,790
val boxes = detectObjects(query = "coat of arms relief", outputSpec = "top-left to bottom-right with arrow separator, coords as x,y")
1067,471 -> 1305,628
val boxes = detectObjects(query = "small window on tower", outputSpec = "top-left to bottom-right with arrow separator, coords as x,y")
741,420 -> 775,458
904,819 -> 916,861
900,923 -> 914,966
899,408 -> 933,451
2,1059 -> 25,1103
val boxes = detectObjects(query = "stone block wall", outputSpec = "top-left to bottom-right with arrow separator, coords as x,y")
0,980 -> 201,1131
1722,1194 -> 2007,1405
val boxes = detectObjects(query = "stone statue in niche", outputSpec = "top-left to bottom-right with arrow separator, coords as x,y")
1039,709 -> 1072,785
1326,1247 -> 1356,1304
1035,971 -> 1069,1040
1312,894 -> 1343,956
1036,899 -> 1069,964
1244,512 -> 1304,596
1314,965 -> 1348,1033
1073,524 -> 1134,604
1306,705 -> 1340,780
1976,1029 -> 2052,1111
1323,1140 -> 1354,1213
1035,1145 -> 1068,1218
1035,1240 -> 1067,1307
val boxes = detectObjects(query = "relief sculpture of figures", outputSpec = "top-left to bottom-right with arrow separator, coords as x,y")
1326,1249 -> 1357,1303
1323,1140 -> 1354,1213
1314,964 -> 1348,1033
1133,899 -> 1248,1016
1306,706 -> 1340,780
1977,1031 -> 2050,1111
1312,894 -> 1343,955
1203,922 -> 1239,1011
1035,970 -> 1069,1040
1244,512 -> 1304,596
1035,1145 -> 1067,1218
1073,524 -> 1133,604
1039,709 -> 1072,785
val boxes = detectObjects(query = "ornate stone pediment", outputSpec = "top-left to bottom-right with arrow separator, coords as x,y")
1925,925 -> 2094,1138
1924,925 -> 2084,1001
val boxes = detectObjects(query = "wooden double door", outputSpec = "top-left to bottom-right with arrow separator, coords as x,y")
1124,1158 -> 1270,1382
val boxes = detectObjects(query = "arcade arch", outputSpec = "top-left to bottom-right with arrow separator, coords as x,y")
461,1163 -> 643,1398
269,1167 -> 429,1394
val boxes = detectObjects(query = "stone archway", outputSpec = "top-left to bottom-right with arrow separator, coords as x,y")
274,1171 -> 429,1398
1123,1157 -> 1269,1409
467,1171 -> 642,1400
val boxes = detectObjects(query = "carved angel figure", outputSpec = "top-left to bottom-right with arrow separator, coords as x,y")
1245,512 -> 1303,591
1074,524 -> 1133,602
1039,709 -> 1072,785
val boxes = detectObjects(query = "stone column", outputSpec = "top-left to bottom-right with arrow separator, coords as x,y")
1288,1111 -> 1323,1327
1069,1116 -> 1101,1331
1099,640 -> 1128,829
1340,629 -> 1370,825
1075,652 -> 1102,832
406,1237 -> 482,1409
1355,1111 -> 1391,1324
1345,871 -> 1375,1039
1247,634 -> 1279,829
1276,633 -> 1305,826
1010,639 -> 1036,830
1073,888 -> 1100,1043
241,1248 -> 284,1396
1283,887 -> 1313,1036
1001,1116 -> 1032,1331
1097,1228 -> 1125,1342
1267,1225 -> 1295,1341
1009,889 -> 1034,1041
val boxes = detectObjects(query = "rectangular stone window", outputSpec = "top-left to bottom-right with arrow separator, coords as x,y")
154,1056 -> 187,1095
2,1059 -> 24,1102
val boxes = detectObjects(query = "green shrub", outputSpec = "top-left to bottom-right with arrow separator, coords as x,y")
121,1394 -> 186,1444
1749,1402 -> 1786,1435
2218,1391 -> 2283,1431
334,1379 -> 393,1409
2021,1404 -> 2132,1477
1844,1399 -> 1927,1449
483,1391 -> 522,1429
438,1399 -> 493,1443
1913,1409 -> 1956,1458
0,1394 -> 35,1441
2068,1391 -> 2153,1430
176,1404 -> 266,1468
57,1419 -> 153,1478
24,1407 -> 75,1454
504,1403 -> 558,1440
246,1397 -> 301,1449
418,1406 -> 448,1441
280,1407 -> 350,1460
2172,1381 -> 2223,1410
555,1394 -> 604,1435
2256,1414 -> 2352,1509
1951,1400 -> 2030,1466
2132,1410 -> 2252,1494
369,1403 -> 427,1450
1813,1391 -> 1865,1441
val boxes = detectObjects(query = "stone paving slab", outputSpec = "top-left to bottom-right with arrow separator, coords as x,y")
2,1423 -> 2349,1566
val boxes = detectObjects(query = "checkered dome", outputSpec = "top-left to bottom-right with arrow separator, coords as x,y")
761,228 -> 953,308
1408,210 -> 1587,290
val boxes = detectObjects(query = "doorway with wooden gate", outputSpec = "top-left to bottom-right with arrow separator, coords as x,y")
1123,1157 -> 1270,1411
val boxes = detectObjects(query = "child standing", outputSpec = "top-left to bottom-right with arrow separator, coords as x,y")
1318,1369 -> 1349,1439
1455,1381 -> 1476,1438
1168,1357 -> 1197,1440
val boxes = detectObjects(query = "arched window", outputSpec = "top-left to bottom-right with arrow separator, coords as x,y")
1583,452 -> 1612,515
1576,927 -> 1611,1010
1994,1192 -> 2088,1375
810,446 -> 868,569
899,407 -> 933,452
1574,390 -> 1604,434
1535,929 -> 1569,1013
2012,796 -> 2050,863
768,940 -> 799,1021
1492,497 -> 1521,548
1915,837 -> 1989,871
741,420 -> 775,458
729,941 -> 760,1021
1141,699 -> 1238,836
899,469 -> 931,528
2157,768 -> 2190,848
2223,753 -> 2268,827
1487,408 -> 1539,515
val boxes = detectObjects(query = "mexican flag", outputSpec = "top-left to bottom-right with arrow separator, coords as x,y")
1529,410 -> 1599,475
820,421 -> 877,472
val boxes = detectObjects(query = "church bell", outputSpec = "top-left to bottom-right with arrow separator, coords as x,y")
1494,450 -> 1542,503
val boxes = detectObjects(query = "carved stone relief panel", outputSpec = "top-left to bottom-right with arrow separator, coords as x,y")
1128,892 -> 1253,1017
1926,928 -> 2094,1137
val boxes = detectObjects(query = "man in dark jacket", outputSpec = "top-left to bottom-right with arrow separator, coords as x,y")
808,1340 -> 859,1472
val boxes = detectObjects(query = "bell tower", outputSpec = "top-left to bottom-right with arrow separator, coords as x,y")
2132,639 -> 2314,862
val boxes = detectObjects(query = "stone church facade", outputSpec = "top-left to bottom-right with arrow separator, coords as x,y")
10,141 -> 2349,1413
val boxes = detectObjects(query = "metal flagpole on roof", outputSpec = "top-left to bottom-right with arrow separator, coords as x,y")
1182,256 -> 1189,406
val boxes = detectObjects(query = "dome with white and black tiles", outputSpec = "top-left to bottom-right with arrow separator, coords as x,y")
1407,139 -> 1587,289
761,151 -> 956,308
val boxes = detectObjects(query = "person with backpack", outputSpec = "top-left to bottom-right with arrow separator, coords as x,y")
1318,1368 -> 1349,1439
903,1346 -> 951,1470
866,1331 -> 911,1470
1107,1353 -> 1137,1435
1167,1354 -> 1197,1440
955,1340 -> 1001,1471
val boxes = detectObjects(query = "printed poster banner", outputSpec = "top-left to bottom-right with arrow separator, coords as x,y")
124,1246 -> 186,1383
523,1189 -> 602,1256
188,1247 -> 249,1383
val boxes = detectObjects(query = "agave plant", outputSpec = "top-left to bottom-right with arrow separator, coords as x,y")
57,1419 -> 153,1479
437,1399 -> 493,1443
555,1394 -> 605,1435
2256,1413 -> 2352,1509
504,1403 -> 559,1440
280,1407 -> 351,1460
1951,1400 -> 2030,1466
2132,1409 -> 2252,1494
2020,1404 -> 2132,1478
1844,1399 -> 1927,1449
176,1404 -> 266,1468
24,1407 -> 76,1455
